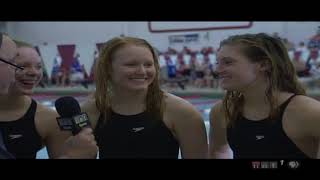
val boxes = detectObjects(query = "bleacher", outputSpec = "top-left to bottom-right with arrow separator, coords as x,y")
35,35 -> 320,90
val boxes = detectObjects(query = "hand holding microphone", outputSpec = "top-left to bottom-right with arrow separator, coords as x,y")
55,96 -> 98,159
60,127 -> 98,159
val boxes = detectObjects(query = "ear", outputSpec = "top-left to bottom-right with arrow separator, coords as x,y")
257,59 -> 271,72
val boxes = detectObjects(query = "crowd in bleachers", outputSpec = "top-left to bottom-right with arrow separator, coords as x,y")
158,46 -> 218,90
38,30 -> 320,90
42,51 -> 95,89
286,29 -> 320,88
158,31 -> 320,90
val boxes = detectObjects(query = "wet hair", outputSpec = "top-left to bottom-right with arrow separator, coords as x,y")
219,33 -> 306,126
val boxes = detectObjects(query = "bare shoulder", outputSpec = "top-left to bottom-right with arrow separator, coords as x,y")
164,92 -> 201,118
209,100 -> 227,128
35,102 -> 60,139
37,103 -> 58,115
35,102 -> 72,158
289,95 -> 320,116
36,103 -> 59,121
163,93 -> 204,132
287,95 -> 320,137
80,96 -> 100,128
209,100 -> 223,119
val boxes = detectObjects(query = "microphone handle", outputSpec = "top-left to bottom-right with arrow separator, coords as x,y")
71,112 -> 91,136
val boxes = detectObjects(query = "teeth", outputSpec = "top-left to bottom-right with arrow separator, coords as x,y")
131,78 -> 147,80
22,80 -> 36,83
21,81 -> 35,85
131,79 -> 145,82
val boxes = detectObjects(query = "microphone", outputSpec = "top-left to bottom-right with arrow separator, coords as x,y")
55,96 -> 91,135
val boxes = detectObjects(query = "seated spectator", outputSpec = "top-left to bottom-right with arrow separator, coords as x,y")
292,51 -> 309,77
70,53 -> 85,86
176,53 -> 190,78
165,54 -> 176,80
194,57 -> 205,88
307,48 -> 320,73
204,68 -> 214,88
308,26 -> 320,49
51,53 -> 63,86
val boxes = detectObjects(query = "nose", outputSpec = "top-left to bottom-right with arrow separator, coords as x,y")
214,63 -> 225,74
136,65 -> 146,74
212,63 -> 227,79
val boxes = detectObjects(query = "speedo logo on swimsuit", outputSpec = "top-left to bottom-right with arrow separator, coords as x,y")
132,127 -> 145,132
8,134 -> 23,140
255,135 -> 265,140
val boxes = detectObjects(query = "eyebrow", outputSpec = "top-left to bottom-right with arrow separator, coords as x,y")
0,58 -> 24,70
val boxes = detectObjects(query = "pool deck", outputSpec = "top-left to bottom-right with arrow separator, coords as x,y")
33,85 -> 320,99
